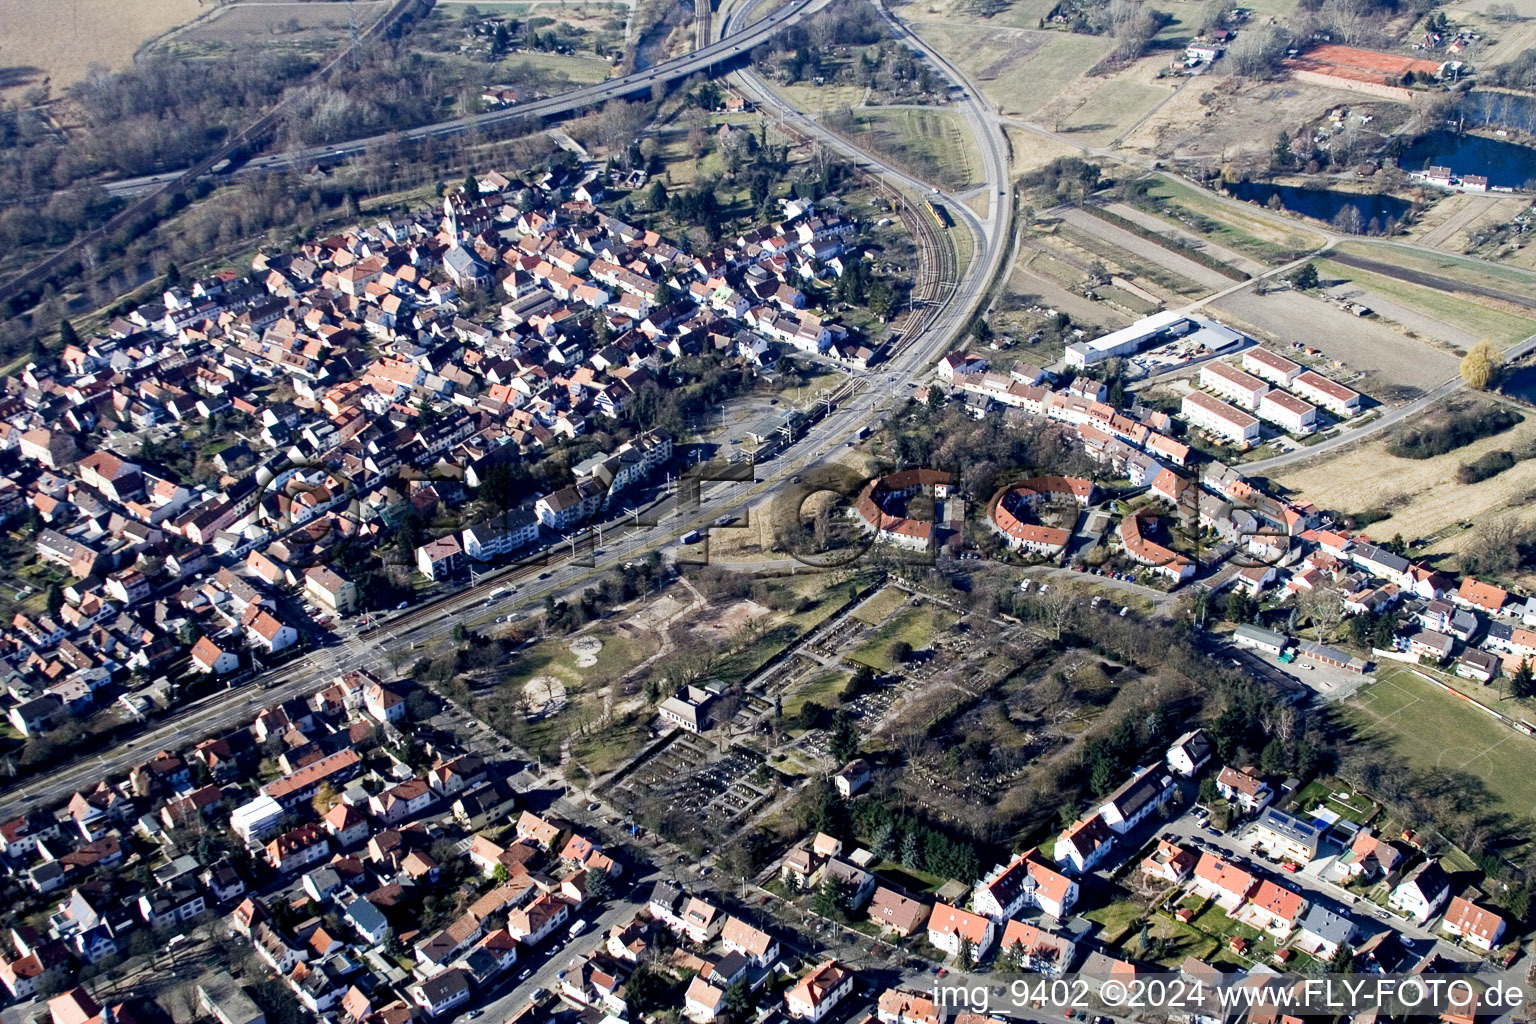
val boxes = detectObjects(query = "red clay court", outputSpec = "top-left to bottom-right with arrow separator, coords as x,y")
1283,43 -> 1443,85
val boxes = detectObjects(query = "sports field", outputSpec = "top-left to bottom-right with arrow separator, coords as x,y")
1345,666 -> 1536,819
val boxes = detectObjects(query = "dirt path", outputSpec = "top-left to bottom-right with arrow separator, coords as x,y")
1414,196 -> 1503,251
1102,202 -> 1269,277
1057,206 -> 1237,293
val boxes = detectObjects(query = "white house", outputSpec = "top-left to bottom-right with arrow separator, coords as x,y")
785,961 -> 855,1022
1166,729 -> 1213,777
1258,390 -> 1319,435
1290,370 -> 1361,417
1388,860 -> 1452,924
1182,392 -> 1260,448
410,969 -> 471,1018
927,904 -> 996,960
1200,362 -> 1269,410
1441,896 -> 1507,951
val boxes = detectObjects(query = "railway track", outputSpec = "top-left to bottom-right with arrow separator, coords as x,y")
759,112 -> 960,366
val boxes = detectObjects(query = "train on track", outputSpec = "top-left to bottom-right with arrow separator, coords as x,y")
925,198 -> 951,228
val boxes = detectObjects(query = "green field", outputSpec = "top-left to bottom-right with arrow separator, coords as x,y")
714,574 -> 864,684
782,670 -> 852,722
1345,666 -> 1536,820
1290,778 -> 1378,824
1141,176 -> 1321,265
496,50 -> 613,83
853,586 -> 909,626
1336,240 -> 1536,305
907,22 -> 1110,120
848,602 -> 958,671
1314,258 -> 1536,348
1055,79 -> 1170,147
826,107 -> 983,191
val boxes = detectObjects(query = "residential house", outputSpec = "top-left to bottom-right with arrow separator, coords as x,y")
1054,814 -> 1115,875
1441,896 -> 1506,951
1238,879 -> 1307,938
1296,905 -> 1357,959
926,903 -> 996,961
719,915 -> 779,967
1097,766 -> 1173,834
785,961 -> 855,1023
1389,860 -> 1452,924
1332,828 -> 1403,883
1190,853 -> 1257,909
866,887 -> 931,937
409,968 -> 472,1019
1141,840 -> 1198,885
1215,766 -> 1273,813
997,920 -> 1078,975
1251,808 -> 1322,863
1166,729 -> 1213,777
508,893 -> 570,945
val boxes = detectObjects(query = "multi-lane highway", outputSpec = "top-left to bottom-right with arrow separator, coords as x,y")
90,0 -> 833,201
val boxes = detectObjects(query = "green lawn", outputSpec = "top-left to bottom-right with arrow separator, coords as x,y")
873,859 -> 949,894
713,575 -> 861,684
826,108 -> 983,191
1344,665 -> 1536,820
497,626 -> 653,693
1314,258 -> 1536,348
782,670 -> 851,723
1141,176 -> 1319,265
496,50 -> 614,84
568,710 -> 650,776
1086,898 -> 1147,944
853,586 -> 909,626
1337,240 -> 1536,304
1055,79 -> 1170,148
847,603 -> 958,671
1289,778 -> 1378,824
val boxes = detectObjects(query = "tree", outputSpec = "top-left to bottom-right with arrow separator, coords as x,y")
44,584 -> 63,616
721,981 -> 754,1024
957,933 -> 976,970
829,711 -> 859,764
1198,774 -> 1220,806
1461,340 -> 1504,390
1272,130 -> 1295,170
888,640 -> 913,664
587,866 -> 614,902
813,876 -> 849,918
57,319 -> 80,350
1512,657 -> 1534,700
405,688 -> 439,720
1090,757 -> 1114,796
311,782 -> 339,817
1289,262 -> 1319,290
927,383 -> 945,414
646,178 -> 667,211
163,261 -> 182,290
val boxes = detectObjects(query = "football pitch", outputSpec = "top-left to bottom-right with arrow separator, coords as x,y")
1345,666 -> 1536,820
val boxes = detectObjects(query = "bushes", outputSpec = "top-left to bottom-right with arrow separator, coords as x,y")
1385,403 -> 1523,460
1457,449 -> 1518,485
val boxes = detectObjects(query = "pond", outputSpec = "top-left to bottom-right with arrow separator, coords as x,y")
1224,181 -> 1413,231
1500,365 -> 1536,404
1397,128 -> 1536,190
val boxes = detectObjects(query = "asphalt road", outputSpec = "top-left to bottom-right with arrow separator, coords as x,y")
1242,328 -> 1536,474
0,0 -> 1015,828
93,0 -> 832,201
